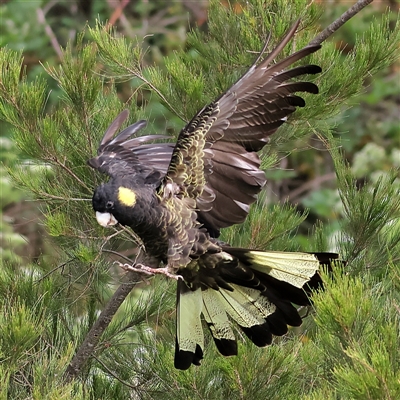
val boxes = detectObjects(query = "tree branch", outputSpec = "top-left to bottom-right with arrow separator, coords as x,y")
288,172 -> 337,203
64,270 -> 141,382
36,3 -> 63,59
308,0 -> 374,46
106,0 -> 130,30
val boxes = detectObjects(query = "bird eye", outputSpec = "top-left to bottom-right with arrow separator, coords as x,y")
106,201 -> 114,209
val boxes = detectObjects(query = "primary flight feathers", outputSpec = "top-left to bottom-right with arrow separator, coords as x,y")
89,20 -> 338,370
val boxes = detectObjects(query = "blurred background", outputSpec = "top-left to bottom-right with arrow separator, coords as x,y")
1,0 -> 399,269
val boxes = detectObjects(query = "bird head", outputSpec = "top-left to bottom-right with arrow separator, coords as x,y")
92,182 -> 138,228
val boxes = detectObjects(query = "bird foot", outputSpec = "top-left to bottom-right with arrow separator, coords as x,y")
116,262 -> 183,281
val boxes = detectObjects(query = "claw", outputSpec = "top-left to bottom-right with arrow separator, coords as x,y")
115,261 -> 183,281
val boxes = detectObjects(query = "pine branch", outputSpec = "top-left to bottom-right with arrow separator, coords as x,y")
308,0 -> 374,46
64,270 -> 141,382
92,355 -> 138,390
124,64 -> 188,122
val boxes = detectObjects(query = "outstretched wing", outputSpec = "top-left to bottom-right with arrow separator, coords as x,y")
88,110 -> 174,182
158,21 -> 322,236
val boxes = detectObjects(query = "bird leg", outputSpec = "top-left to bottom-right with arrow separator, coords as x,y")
116,261 -> 183,281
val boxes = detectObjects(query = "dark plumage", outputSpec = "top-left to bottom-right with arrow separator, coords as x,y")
89,21 -> 339,370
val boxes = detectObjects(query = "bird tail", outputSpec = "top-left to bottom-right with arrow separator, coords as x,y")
174,248 -> 338,370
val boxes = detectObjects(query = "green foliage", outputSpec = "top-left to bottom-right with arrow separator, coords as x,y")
222,198 -> 310,251
0,134 -> 33,265
307,266 -> 400,399
0,263 -> 81,398
0,0 -> 399,398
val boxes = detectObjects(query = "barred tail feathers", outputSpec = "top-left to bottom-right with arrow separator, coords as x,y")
226,248 -> 322,288
202,288 -> 237,356
175,280 -> 278,370
224,247 -> 338,306
174,249 -> 338,370
174,279 -> 298,370
174,281 -> 204,370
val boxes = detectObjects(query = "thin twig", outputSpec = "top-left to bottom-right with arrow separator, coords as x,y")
308,0 -> 374,46
37,6 -> 63,59
118,61 -> 188,122
102,249 -> 137,264
288,172 -> 337,203
27,192 -> 90,201
52,158 -> 91,192
93,355 -> 139,390
118,224 -> 146,251
106,0 -> 130,30
35,259 -> 75,283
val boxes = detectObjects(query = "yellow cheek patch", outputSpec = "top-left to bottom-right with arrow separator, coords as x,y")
118,187 -> 137,207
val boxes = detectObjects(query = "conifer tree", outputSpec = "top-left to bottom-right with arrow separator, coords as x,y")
0,0 -> 399,398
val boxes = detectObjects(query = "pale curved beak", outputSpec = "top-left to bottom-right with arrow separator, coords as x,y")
96,211 -> 118,227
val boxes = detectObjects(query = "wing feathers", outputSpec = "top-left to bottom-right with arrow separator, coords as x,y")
107,120 -> 147,147
273,64 -> 322,83
158,21 -> 322,237
258,20 -> 302,66
99,109 -> 129,148
88,111 -> 173,181
196,34 -> 321,235
91,22 -> 322,236
259,44 -> 321,77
